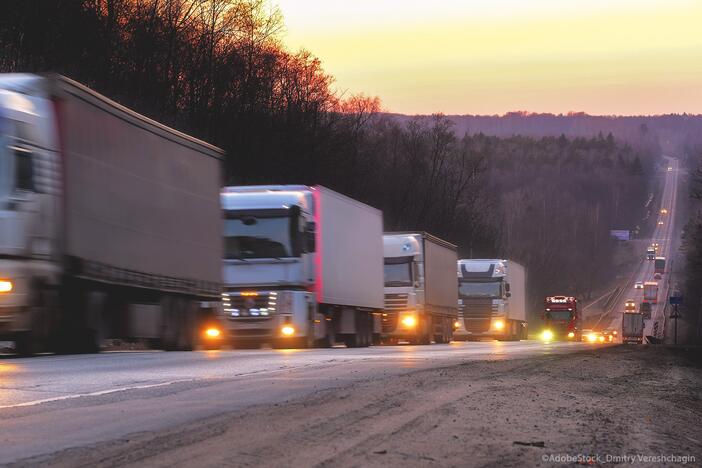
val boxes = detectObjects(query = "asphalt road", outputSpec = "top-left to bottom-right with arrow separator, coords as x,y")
0,340 -> 608,464
586,158 -> 680,335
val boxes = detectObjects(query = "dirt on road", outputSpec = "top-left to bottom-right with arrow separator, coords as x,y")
17,346 -> 702,467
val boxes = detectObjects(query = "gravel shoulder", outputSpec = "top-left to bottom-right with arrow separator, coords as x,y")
15,346 -> 702,467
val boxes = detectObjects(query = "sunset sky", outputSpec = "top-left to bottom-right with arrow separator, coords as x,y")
275,0 -> 702,116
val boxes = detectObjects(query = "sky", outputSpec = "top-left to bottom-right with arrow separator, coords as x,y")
275,0 -> 702,116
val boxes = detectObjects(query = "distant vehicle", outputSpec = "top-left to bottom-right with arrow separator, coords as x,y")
220,185 -> 384,349
602,329 -> 617,342
542,296 -> 579,340
639,302 -> 652,320
660,208 -> 668,215
622,312 -> 644,344
658,220 -> 664,226
382,233 -> 458,345
646,247 -> 656,260
624,299 -> 636,312
667,166 -> 673,172
581,329 -> 605,343
643,282 -> 658,304
0,74 -> 225,355
652,242 -> 660,253
455,259 -> 527,341
654,256 -> 666,275
634,281 -> 644,289
653,272 -> 662,280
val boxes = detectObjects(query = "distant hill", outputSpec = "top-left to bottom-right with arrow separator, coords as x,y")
388,112 -> 702,155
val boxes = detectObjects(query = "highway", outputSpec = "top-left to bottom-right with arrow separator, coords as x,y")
0,160 -> 683,465
586,158 -> 680,337
0,340 -> 605,464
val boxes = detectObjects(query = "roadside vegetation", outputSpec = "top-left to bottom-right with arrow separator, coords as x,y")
0,0 -> 660,312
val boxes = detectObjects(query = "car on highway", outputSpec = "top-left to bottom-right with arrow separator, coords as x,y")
668,166 -> 673,172
658,220 -> 664,226
634,281 -> 643,289
624,299 -> 636,312
653,272 -> 662,280
660,208 -> 668,215
602,329 -> 617,342
582,329 -> 605,343
640,302 -> 652,319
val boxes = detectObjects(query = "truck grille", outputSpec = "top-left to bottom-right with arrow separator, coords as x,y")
223,292 -> 274,317
460,299 -> 496,333
384,293 -> 408,311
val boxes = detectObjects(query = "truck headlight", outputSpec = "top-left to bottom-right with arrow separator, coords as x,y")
453,320 -> 460,329
401,315 -> 417,327
541,330 -> 554,341
281,325 -> 295,336
567,332 -> 575,339
587,333 -> 597,342
493,319 -> 505,330
0,280 -> 12,293
205,327 -> 221,338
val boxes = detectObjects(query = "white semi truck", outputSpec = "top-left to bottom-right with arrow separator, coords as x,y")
0,74 -> 224,355
454,259 -> 527,341
381,232 -> 458,345
622,312 -> 644,344
220,185 -> 384,348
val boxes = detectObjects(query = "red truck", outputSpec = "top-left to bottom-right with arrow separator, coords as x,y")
542,296 -> 580,341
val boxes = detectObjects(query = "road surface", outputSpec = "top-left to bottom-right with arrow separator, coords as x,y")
1,340 -> 605,464
585,158 -> 679,337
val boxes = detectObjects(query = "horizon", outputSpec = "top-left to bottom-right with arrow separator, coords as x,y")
276,0 -> 702,116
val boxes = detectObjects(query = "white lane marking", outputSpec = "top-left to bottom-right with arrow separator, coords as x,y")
0,378 -> 194,410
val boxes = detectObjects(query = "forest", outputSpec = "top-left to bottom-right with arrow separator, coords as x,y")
0,0 -> 657,312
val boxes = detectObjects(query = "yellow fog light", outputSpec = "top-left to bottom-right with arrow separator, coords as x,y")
598,335 -> 605,343
541,330 -> 554,341
453,320 -> 460,329
493,320 -> 505,330
567,332 -> 575,339
587,333 -> 597,342
0,280 -> 12,293
205,327 -> 221,338
281,325 -> 295,336
401,315 -> 417,328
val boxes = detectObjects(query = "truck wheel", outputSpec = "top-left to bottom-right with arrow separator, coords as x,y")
161,295 -> 182,351
80,291 -> 108,354
176,299 -> 197,351
15,284 -> 55,356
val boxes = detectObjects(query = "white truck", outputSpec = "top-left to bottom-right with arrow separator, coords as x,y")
454,259 -> 527,341
381,232 -> 457,345
622,312 -> 644,344
220,185 -> 384,348
0,74 -> 224,355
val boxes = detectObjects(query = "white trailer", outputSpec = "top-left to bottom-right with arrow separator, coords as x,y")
454,259 -> 527,341
0,74 -> 224,355
381,232 -> 458,344
622,312 -> 644,344
643,282 -> 658,304
220,185 -> 384,348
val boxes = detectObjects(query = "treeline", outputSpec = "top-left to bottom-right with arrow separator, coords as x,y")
682,149 -> 702,343
391,112 -> 702,157
0,0 -> 651,314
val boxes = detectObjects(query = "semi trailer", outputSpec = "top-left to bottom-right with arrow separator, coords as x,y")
0,74 -> 224,355
220,185 -> 384,348
622,312 -> 644,344
454,259 -> 527,341
381,232 -> 457,344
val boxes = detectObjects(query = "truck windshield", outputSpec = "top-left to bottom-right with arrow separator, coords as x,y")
384,257 -> 412,287
459,281 -> 501,298
224,214 -> 294,259
546,311 -> 573,321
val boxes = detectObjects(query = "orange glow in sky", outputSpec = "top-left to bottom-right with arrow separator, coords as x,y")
275,0 -> 702,115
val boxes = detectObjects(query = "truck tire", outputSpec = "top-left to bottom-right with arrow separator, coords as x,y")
161,295 -> 182,351
15,283 -> 56,356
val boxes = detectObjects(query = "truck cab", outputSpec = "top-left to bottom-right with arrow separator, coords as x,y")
542,296 -> 580,340
454,259 -> 527,341
220,186 -> 321,348
0,77 -> 62,347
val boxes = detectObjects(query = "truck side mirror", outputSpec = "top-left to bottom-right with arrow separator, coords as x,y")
305,221 -> 316,253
